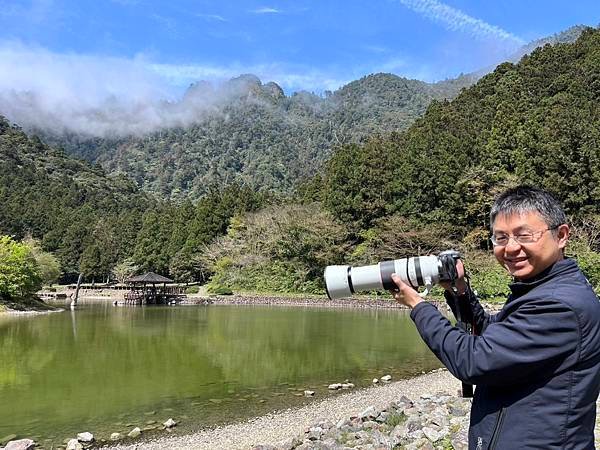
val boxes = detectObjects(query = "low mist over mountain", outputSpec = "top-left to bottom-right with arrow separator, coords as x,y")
0,25 -> 590,200
36,72 -> 474,200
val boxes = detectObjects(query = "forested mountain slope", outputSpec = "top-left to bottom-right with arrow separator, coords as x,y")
313,27 -> 600,233
0,118 -> 152,277
43,72 -> 471,201
15,27 -> 589,202
203,28 -> 600,295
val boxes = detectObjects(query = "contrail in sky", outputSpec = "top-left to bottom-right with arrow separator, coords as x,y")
397,0 -> 525,46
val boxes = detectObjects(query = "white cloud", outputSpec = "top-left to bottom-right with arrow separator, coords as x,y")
150,62 -> 350,93
397,0 -> 525,46
0,42 -> 353,137
251,7 -> 281,14
196,13 -> 227,22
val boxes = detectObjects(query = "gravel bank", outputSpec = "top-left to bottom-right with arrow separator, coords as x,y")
102,369 -> 460,450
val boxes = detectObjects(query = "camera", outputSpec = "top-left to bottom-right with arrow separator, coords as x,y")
324,250 -> 461,300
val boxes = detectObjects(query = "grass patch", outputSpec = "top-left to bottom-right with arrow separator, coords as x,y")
385,411 -> 407,428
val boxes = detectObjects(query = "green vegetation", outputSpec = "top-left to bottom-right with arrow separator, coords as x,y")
0,236 -> 59,309
385,411 -> 407,429
45,73 -> 470,202
0,236 -> 41,301
202,204 -> 349,294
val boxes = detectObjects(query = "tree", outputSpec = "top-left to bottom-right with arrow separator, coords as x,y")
23,237 -> 61,286
0,236 -> 42,300
111,258 -> 139,284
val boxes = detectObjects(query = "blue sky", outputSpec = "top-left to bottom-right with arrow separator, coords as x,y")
0,0 -> 599,98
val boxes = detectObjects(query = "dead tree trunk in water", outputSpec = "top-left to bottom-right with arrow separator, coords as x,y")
71,273 -> 83,307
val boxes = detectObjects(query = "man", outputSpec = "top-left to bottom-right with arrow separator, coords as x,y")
390,186 -> 600,449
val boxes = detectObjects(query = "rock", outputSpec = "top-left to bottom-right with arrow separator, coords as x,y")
449,404 -> 469,417
359,406 -> 377,420
127,427 -> 142,438
4,439 -> 36,450
381,374 -> 392,382
76,432 -> 94,443
336,418 -> 349,429
422,426 -> 447,442
391,423 -> 409,440
376,411 -> 390,423
405,437 -> 434,450
163,418 -> 177,428
306,426 -> 323,440
274,436 -> 302,450
304,390 -> 315,397
65,439 -> 83,450
327,383 -> 342,390
110,433 -> 122,441
372,378 -> 379,384
341,383 -> 355,389
450,422 -> 469,450
361,420 -> 378,429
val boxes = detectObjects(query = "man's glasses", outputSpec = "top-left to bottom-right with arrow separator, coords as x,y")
490,226 -> 560,247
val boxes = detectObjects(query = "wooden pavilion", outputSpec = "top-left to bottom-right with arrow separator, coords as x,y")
124,272 -> 182,305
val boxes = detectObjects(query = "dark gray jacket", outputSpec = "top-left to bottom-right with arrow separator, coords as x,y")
410,258 -> 600,449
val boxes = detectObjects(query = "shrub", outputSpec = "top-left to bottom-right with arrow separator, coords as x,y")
0,236 -> 42,300
201,204 -> 349,294
463,251 -> 511,300
185,285 -> 200,294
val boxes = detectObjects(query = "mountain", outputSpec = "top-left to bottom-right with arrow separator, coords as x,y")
0,117 -> 152,277
4,26 -> 594,203
39,72 -> 471,201
314,27 -> 600,231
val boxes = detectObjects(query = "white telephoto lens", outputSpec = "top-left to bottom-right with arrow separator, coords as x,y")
324,265 -> 352,300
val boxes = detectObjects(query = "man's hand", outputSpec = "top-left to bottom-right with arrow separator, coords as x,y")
389,274 -> 423,309
439,259 -> 468,295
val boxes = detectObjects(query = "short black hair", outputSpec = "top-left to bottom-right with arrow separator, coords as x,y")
490,186 -> 567,231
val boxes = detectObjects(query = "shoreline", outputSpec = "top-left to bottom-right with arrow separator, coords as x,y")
102,369 -> 461,450
182,294 -> 448,311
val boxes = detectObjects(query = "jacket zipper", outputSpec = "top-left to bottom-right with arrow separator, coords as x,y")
488,408 -> 506,450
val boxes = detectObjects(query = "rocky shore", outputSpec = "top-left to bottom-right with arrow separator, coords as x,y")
2,368 -> 599,449
183,294 -> 448,310
98,369 -> 462,450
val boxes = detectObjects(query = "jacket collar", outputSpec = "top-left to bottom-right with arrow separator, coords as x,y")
508,258 -> 578,298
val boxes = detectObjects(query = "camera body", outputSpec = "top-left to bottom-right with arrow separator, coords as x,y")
324,250 -> 461,300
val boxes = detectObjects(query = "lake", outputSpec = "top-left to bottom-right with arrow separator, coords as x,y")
0,304 -> 441,447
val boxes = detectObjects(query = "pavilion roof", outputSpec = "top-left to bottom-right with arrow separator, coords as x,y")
126,272 -> 173,284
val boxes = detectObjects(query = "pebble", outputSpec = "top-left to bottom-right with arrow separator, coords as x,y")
4,439 -> 35,450
65,439 -> 83,450
76,432 -> 94,443
127,427 -> 141,438
163,418 -> 177,429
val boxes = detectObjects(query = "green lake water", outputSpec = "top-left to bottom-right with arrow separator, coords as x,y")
0,304 -> 441,447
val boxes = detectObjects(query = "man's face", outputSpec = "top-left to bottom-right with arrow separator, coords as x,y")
492,211 -> 569,280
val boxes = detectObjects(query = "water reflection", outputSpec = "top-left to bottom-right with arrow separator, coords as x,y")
0,304 -> 441,444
